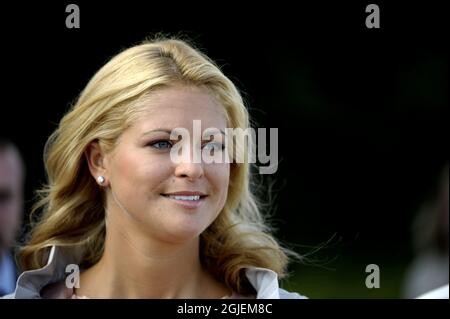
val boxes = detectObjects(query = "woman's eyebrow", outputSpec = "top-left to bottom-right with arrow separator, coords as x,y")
143,128 -> 226,136
141,129 -> 173,136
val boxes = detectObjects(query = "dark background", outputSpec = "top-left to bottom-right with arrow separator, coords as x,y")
1,1 -> 448,297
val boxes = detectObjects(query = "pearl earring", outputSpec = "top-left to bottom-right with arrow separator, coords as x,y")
97,176 -> 105,185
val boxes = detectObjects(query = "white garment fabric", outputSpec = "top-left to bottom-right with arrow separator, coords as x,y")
2,245 -> 306,299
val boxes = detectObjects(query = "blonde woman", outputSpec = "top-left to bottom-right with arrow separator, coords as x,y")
4,37 -> 305,299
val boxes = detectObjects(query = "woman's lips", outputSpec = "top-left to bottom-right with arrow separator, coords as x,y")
161,193 -> 208,209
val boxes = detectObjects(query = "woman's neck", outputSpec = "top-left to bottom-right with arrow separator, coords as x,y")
77,219 -> 230,298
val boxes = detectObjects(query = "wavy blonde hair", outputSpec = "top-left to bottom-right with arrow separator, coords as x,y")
19,36 -> 297,295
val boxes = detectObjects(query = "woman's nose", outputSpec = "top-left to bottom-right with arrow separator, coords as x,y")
173,145 -> 204,180
174,161 -> 204,180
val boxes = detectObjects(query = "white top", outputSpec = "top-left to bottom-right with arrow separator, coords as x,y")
2,245 -> 306,299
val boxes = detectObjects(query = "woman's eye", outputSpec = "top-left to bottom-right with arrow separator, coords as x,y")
150,140 -> 173,149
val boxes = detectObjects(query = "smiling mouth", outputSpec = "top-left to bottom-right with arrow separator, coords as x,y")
161,194 -> 206,201
160,193 -> 208,209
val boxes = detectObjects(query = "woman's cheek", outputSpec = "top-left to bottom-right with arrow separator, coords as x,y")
213,164 -> 230,202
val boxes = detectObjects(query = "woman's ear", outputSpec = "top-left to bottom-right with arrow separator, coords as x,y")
85,141 -> 110,187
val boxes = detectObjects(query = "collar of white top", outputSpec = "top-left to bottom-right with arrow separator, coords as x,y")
9,245 -> 305,299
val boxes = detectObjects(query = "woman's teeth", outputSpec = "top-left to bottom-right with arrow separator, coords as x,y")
167,195 -> 201,201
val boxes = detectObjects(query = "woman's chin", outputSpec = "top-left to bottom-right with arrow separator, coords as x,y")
157,220 -> 208,243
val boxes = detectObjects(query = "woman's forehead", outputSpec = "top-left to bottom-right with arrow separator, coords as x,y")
133,86 -> 228,131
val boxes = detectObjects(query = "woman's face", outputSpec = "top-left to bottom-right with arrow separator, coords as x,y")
104,85 -> 230,243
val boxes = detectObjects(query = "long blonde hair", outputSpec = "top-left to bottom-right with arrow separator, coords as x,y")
19,36 -> 297,294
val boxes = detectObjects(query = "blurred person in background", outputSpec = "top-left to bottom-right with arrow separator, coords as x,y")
402,164 -> 449,298
0,138 -> 24,296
